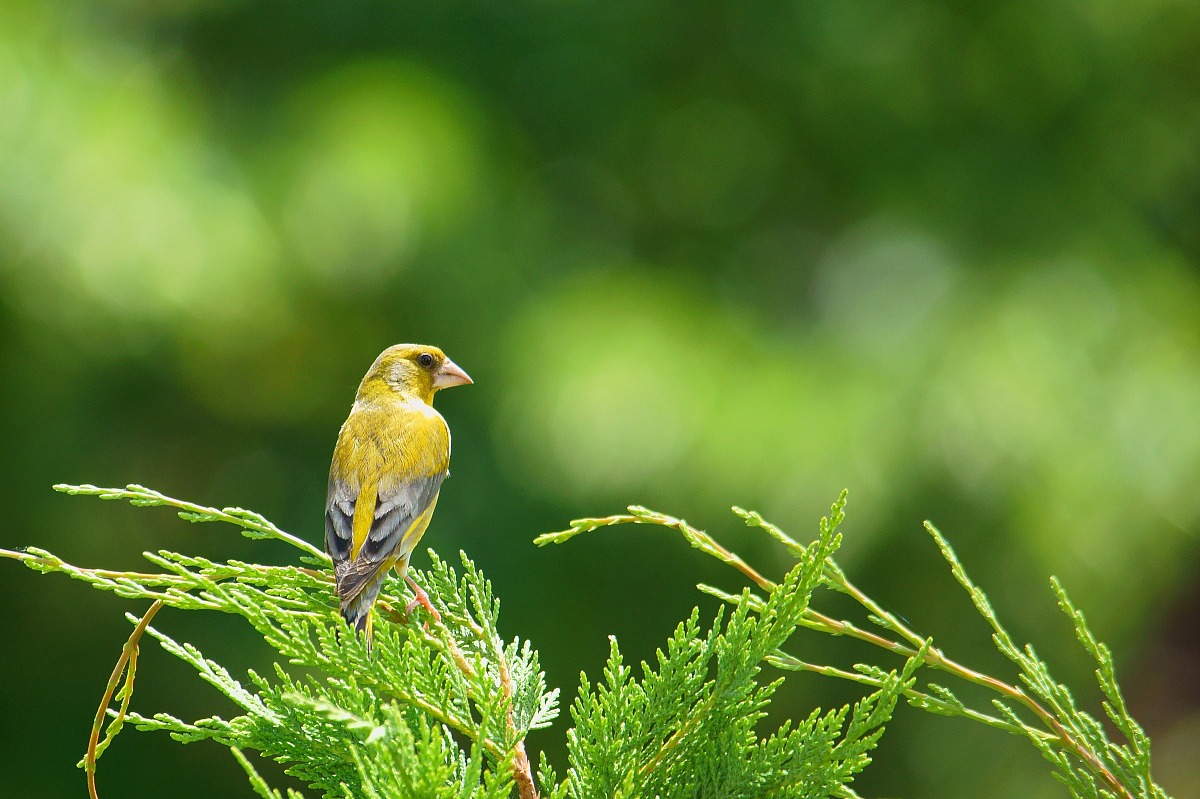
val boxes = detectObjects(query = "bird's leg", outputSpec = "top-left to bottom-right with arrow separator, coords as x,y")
403,573 -> 442,624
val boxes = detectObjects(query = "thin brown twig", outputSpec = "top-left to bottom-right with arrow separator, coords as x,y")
378,595 -> 539,799
564,510 -> 1135,799
720,519 -> 1131,799
450,611 -> 539,798
86,600 -> 164,799
494,639 -> 539,799
832,572 -> 1133,799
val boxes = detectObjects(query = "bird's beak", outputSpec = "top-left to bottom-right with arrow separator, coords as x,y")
433,358 -> 473,389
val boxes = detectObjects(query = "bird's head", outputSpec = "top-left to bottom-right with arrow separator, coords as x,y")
358,344 -> 473,405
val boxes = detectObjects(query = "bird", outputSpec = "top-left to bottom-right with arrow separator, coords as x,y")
325,344 -> 472,651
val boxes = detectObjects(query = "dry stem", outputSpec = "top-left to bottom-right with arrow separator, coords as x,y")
86,600 -> 164,799
568,509 -> 1133,799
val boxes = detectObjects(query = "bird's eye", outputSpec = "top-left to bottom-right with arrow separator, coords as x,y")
418,353 -> 434,368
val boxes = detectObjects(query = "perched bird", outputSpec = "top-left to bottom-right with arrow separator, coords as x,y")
325,344 -> 472,650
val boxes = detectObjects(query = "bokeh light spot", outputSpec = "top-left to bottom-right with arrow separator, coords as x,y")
281,60 -> 482,290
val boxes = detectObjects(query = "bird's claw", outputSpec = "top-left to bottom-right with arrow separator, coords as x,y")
403,574 -> 442,625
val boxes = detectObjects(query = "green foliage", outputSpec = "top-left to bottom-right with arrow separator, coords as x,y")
558,500 -> 915,798
919,523 -> 1166,799
1,484 -> 1172,799
8,485 -> 551,798
547,495 -> 1173,799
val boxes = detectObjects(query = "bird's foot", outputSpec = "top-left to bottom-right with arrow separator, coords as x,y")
403,573 -> 442,625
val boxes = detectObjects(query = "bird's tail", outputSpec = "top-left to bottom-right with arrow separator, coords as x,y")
333,556 -> 403,652
339,576 -> 383,654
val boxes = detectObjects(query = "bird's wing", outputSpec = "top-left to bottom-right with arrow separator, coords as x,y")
325,477 -> 357,565
325,405 -> 450,604
360,473 -> 444,562
334,473 -> 444,603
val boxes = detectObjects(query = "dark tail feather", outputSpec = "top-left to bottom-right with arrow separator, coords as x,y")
336,560 -> 379,606
338,572 -> 385,655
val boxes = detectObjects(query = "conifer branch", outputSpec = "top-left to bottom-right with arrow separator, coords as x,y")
52,483 -> 326,560
381,596 -> 539,799
6,484 -> 554,799
545,495 -> 1169,799
4,483 -> 1171,798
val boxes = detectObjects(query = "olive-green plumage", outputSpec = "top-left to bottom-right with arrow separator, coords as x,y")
325,344 -> 472,650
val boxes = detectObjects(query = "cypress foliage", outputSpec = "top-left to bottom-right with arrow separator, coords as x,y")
0,484 -> 1171,799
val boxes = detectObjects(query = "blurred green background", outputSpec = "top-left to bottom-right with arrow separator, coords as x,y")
2,1 -> 1199,797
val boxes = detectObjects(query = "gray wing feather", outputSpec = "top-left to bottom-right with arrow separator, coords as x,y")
325,477 -> 356,564
361,472 -> 446,562
334,471 -> 446,604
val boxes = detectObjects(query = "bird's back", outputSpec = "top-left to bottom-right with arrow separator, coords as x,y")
325,399 -> 450,596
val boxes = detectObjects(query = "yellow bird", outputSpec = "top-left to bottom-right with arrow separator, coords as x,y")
325,344 -> 472,650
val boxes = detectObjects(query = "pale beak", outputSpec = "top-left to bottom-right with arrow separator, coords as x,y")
433,358 -> 473,389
